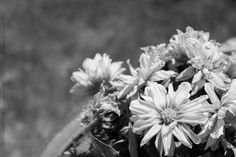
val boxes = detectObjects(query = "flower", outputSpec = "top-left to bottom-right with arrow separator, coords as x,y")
199,80 -> 236,149
70,53 -> 125,97
118,44 -> 177,99
170,27 -> 231,94
130,82 -> 208,156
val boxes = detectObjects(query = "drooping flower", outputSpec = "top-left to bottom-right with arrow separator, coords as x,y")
130,82 -> 208,156
170,27 -> 231,94
118,44 -> 177,99
199,80 -> 236,149
70,53 -> 125,97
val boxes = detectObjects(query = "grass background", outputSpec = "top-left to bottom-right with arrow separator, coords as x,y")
1,0 -> 236,157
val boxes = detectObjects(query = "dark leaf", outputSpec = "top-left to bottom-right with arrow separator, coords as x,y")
91,135 -> 120,157
127,128 -> 139,157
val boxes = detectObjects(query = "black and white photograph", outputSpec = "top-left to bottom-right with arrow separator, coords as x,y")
2,0 -> 236,157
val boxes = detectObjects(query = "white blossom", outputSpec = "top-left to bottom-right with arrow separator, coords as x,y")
130,82 -> 208,156
70,53 -> 125,97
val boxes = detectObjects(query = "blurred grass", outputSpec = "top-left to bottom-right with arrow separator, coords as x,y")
1,0 -> 236,157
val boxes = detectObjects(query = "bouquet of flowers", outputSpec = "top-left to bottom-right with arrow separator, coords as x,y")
41,27 -> 236,157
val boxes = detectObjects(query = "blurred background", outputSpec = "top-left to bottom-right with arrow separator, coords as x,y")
1,0 -> 236,157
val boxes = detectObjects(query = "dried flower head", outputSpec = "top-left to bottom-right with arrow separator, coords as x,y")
118,44 -> 177,98
170,27 -> 231,94
70,53 -> 125,97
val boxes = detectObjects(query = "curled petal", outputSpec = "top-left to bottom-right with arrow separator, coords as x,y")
192,70 -> 203,84
204,83 -> 221,108
150,70 -> 177,82
172,125 -> 192,148
210,119 -> 224,139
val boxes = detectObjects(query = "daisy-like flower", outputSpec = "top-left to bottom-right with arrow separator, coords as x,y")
70,53 -> 125,97
170,27 -> 231,94
118,44 -> 177,99
130,82 -> 208,156
199,80 -> 236,149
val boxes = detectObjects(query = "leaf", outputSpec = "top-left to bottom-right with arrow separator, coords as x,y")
112,139 -> 129,154
225,111 -> 236,130
40,117 -> 99,157
127,127 -> 139,157
91,135 -> 120,157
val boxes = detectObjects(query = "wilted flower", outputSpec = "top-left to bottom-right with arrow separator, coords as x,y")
199,80 -> 236,149
70,53 -> 125,97
118,44 -> 177,98
170,27 -> 231,94
140,43 -> 174,62
130,82 -> 208,156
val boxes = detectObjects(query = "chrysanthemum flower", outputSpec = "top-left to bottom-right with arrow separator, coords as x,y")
70,53 -> 125,97
199,80 -> 236,149
170,27 -> 231,94
118,44 -> 177,99
130,82 -> 208,156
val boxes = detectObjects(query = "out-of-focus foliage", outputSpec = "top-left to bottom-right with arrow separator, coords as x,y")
1,0 -> 236,157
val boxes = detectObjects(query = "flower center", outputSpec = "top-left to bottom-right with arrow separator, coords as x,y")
161,108 -> 177,125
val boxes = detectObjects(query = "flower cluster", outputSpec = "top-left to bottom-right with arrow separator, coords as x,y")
70,27 -> 236,157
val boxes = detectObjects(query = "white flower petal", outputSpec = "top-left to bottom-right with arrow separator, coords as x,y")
198,113 -> 217,139
133,118 -> 160,133
82,58 -> 98,73
210,119 -> 224,139
146,82 -> 167,109
130,99 -> 157,116
180,123 -> 201,144
204,83 -> 221,108
140,124 -> 162,147
206,71 -> 228,91
72,71 -> 90,85
150,70 -> 177,82
127,59 -> 137,76
174,82 -> 192,106
217,106 -> 228,119
166,83 -> 175,108
177,114 -> 208,126
172,124 -> 192,148
161,125 -> 174,156
191,78 -> 205,95
176,95 -> 208,110
109,62 -> 125,79
221,79 -> 236,111
192,70 -> 203,84
155,131 -> 164,156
